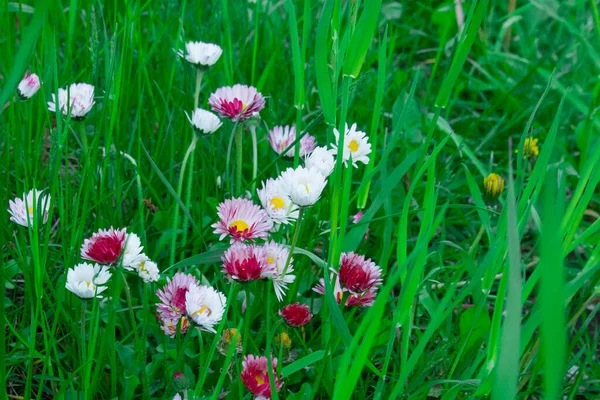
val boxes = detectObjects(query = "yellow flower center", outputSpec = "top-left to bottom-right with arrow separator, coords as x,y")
28,207 -> 34,213
192,304 -> 211,317
267,256 -> 275,264
270,197 -> 285,210
255,375 -> 265,385
275,332 -> 292,348
305,184 -> 310,193
230,220 -> 250,233
348,139 -> 359,152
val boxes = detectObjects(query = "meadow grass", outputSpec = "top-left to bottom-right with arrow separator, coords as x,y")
1,0 -> 599,399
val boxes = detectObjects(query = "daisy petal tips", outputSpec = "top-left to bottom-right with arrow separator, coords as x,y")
185,108 -> 222,134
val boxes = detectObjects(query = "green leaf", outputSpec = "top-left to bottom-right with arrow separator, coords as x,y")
459,306 -> 491,353
164,248 -> 226,273
281,350 -> 325,377
343,0 -> 383,78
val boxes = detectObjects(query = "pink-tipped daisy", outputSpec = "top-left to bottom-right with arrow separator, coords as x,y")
221,243 -> 273,282
48,83 -> 95,120
279,303 -> 312,327
312,274 -> 378,308
155,272 -> 198,337
80,227 -> 127,265
262,241 -> 295,302
208,84 -> 265,122
267,125 -> 317,158
8,189 -> 51,228
17,73 -> 41,99
338,252 -> 382,294
211,198 -> 273,243
240,355 -> 283,399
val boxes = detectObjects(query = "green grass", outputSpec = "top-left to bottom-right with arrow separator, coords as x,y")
2,0 -> 600,399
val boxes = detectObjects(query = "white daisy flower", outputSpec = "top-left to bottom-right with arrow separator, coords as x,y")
256,178 -> 298,225
185,283 -> 227,333
262,241 -> 295,302
332,123 -> 371,167
178,41 -> 223,67
130,254 -> 160,283
185,108 -> 222,134
17,73 -> 41,99
305,146 -> 335,177
47,83 -> 95,120
8,189 -> 51,228
122,233 -> 144,269
65,262 -> 112,299
279,166 -> 327,207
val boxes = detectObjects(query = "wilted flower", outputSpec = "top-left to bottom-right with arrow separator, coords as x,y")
218,328 -> 243,356
208,84 -> 265,122
177,41 -> 223,67
17,73 -> 40,99
517,137 -> 540,158
267,125 -> 316,158
279,303 -> 312,327
185,283 -> 227,333
332,123 -> 371,167
48,83 -> 95,120
156,272 -> 198,337
257,178 -> 298,225
262,241 -> 295,302
80,227 -> 127,265
185,108 -> 222,134
240,355 -> 283,399
65,262 -> 111,299
483,173 -> 504,200
8,189 -> 51,228
212,198 -> 273,243
305,146 -> 335,177
278,166 -> 327,207
338,252 -> 382,294
221,243 -> 273,282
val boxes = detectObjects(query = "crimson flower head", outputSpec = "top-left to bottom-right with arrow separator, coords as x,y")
222,243 -> 273,282
208,84 -> 266,122
240,355 -> 283,399
80,227 -> 127,264
338,252 -> 382,294
279,303 -> 312,327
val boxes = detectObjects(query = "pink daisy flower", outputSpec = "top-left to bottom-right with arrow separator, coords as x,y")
80,227 -> 127,265
212,198 -> 273,243
208,84 -> 265,122
222,243 -> 274,282
338,252 -> 382,294
279,303 -> 312,327
156,272 -> 198,337
313,274 -> 379,308
267,125 -> 317,158
240,355 -> 283,399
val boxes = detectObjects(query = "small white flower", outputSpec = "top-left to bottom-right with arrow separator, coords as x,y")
48,83 -> 95,119
262,241 -> 295,302
279,166 -> 327,207
8,189 -> 51,228
185,108 -> 222,134
131,254 -> 160,283
256,178 -> 298,225
332,123 -> 371,167
178,41 -> 223,67
65,262 -> 111,299
122,233 -> 144,268
185,283 -> 227,333
305,146 -> 335,177
17,73 -> 41,99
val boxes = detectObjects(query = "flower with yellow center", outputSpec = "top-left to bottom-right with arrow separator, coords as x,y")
185,283 -> 227,333
483,173 -> 505,201
217,327 -> 243,355
516,137 -> 540,158
65,262 -> 111,299
8,189 -> 51,228
262,241 -> 296,301
257,178 -> 298,225
332,123 -> 372,168
212,197 -> 273,243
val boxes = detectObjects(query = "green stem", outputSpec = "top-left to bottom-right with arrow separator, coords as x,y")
193,69 -> 204,109
121,270 -> 139,343
250,125 -> 258,195
282,207 -> 304,276
235,124 -> 243,196
80,122 -> 88,155
80,300 -> 87,393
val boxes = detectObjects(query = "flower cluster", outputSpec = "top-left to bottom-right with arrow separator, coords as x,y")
156,272 -> 227,336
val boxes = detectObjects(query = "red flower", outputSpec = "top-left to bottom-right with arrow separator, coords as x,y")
221,243 -> 273,282
80,227 -> 126,264
279,303 -> 312,327
338,252 -> 382,294
240,355 -> 283,399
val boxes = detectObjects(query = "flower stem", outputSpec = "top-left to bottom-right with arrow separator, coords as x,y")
250,125 -> 258,195
282,207 -> 304,276
193,69 -> 204,109
80,123 -> 88,155
80,300 -> 87,393
121,270 -> 139,343
235,124 -> 243,196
